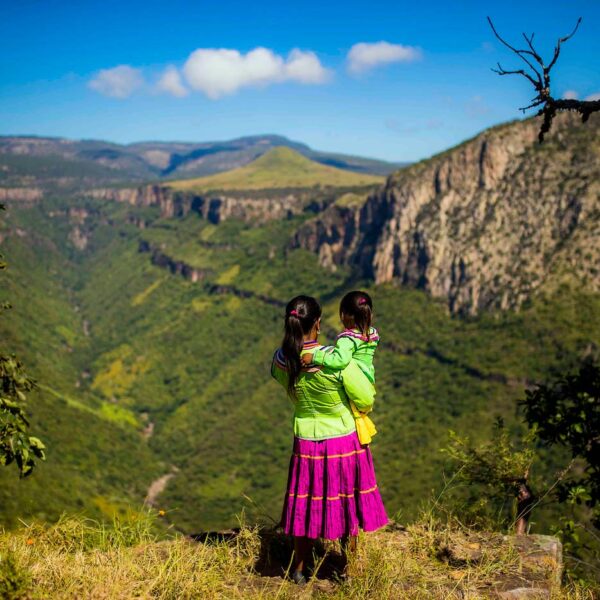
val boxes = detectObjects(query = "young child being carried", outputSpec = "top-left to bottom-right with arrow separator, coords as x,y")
301,290 -> 379,443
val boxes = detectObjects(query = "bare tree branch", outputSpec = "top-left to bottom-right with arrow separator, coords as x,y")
547,17 -> 582,71
487,16 -> 599,142
492,63 -> 541,90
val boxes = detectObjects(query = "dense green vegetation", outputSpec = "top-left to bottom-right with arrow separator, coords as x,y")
0,203 -> 163,526
0,187 -> 598,543
0,203 -> 46,480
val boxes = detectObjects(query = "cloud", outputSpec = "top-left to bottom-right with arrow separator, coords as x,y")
347,41 -> 422,74
182,47 -> 330,99
584,92 -> 600,101
284,49 -> 330,84
88,65 -> 144,99
156,66 -> 188,97
563,90 -> 578,100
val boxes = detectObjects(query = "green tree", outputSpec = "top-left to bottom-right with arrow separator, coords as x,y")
0,203 -> 46,477
520,361 -> 600,580
520,361 -> 600,524
442,418 -> 537,534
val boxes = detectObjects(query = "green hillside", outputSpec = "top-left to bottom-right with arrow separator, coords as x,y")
169,147 -> 384,192
0,204 -> 164,526
0,192 -> 597,537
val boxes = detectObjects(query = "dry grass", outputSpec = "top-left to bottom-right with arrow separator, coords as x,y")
0,511 -> 597,599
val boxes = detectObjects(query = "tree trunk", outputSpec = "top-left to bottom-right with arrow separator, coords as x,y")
515,479 -> 535,535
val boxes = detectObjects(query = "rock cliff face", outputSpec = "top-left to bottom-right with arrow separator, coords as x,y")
0,187 -> 43,204
138,240 -> 210,282
86,186 -> 309,223
293,113 -> 600,314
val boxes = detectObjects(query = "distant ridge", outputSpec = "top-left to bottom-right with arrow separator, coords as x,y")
168,146 -> 384,191
0,134 -> 404,184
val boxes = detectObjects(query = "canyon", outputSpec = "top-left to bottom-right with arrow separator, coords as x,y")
292,113 -> 599,314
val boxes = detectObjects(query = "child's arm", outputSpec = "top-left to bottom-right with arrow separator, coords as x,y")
303,336 -> 356,370
341,360 -> 375,413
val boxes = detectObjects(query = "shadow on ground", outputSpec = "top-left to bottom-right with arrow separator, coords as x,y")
191,526 -> 347,582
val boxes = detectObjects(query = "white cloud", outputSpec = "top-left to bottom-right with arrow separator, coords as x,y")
283,49 -> 330,84
347,41 -> 422,74
88,65 -> 144,99
182,47 -> 330,99
156,66 -> 188,97
584,92 -> 600,101
563,90 -> 578,100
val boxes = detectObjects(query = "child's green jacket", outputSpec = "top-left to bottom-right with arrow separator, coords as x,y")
271,339 -> 375,441
311,327 -> 380,383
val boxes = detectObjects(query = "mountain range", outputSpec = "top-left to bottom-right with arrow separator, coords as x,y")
0,114 -> 598,537
0,133 -> 403,190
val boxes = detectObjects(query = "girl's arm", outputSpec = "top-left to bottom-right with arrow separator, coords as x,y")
271,350 -> 289,388
307,336 -> 356,370
340,360 -> 375,412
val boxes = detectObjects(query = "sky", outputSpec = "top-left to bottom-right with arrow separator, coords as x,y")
1,0 -> 599,162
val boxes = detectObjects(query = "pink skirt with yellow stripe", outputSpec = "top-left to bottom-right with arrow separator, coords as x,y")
281,431 -> 388,540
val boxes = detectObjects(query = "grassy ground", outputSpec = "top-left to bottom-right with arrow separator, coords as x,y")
1,509 -> 596,599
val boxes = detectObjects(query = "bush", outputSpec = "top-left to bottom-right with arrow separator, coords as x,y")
0,550 -> 30,600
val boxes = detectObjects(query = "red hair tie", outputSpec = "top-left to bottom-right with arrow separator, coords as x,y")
358,298 -> 367,305
289,309 -> 299,317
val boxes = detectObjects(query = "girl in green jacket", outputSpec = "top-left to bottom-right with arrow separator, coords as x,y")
301,290 -> 379,384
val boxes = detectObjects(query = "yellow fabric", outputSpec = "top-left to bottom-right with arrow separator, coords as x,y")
349,400 -> 377,445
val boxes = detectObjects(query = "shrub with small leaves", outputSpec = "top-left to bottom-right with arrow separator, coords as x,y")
442,418 -> 537,532
0,550 -> 31,600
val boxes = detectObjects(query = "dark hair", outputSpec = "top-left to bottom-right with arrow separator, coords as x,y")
339,290 -> 373,338
281,295 -> 322,397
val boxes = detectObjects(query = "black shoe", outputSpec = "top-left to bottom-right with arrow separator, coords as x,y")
292,569 -> 307,585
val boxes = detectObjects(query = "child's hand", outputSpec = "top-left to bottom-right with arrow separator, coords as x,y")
301,353 -> 314,366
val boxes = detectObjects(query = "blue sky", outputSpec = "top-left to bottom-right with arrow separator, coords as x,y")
1,0 -> 599,161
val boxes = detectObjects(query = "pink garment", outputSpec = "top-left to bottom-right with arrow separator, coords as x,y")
281,431 -> 388,540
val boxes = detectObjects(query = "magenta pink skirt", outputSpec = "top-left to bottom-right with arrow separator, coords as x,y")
281,431 -> 388,540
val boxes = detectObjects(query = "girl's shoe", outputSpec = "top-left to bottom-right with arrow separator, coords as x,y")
292,569 -> 307,585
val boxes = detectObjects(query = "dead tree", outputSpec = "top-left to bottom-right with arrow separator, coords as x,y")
487,16 -> 600,142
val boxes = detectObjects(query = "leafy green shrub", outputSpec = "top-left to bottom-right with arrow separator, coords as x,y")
0,550 -> 30,600
442,418 -> 536,533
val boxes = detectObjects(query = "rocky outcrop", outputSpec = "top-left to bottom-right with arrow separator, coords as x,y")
0,187 -> 43,204
87,185 -> 309,223
293,113 -> 600,314
67,207 -> 90,224
68,226 -> 89,250
138,240 -> 211,282
138,240 -> 286,307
